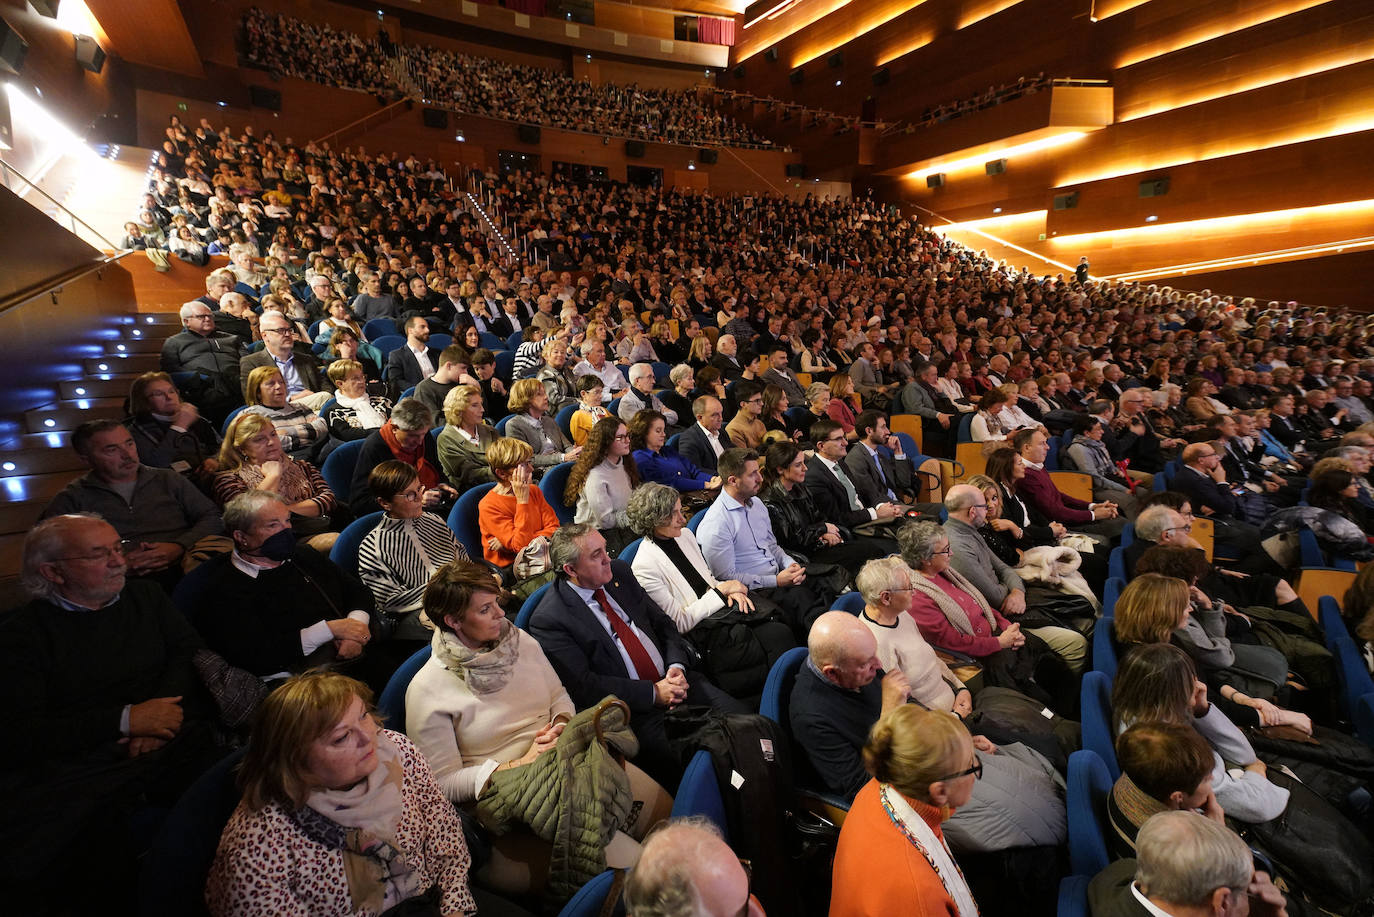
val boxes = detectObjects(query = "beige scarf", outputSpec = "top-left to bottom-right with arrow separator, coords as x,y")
909,565 -> 999,636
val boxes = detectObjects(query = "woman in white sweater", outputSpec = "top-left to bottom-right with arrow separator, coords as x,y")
405,561 -> 671,895
563,415 -> 639,554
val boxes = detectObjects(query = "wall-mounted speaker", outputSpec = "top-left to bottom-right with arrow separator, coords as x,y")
789,67 -> 804,85
74,34 -> 105,74
1053,192 -> 1079,210
0,20 -> 27,75
248,85 -> 282,111
764,47 -> 779,62
699,148 -> 718,165
422,107 -> 448,129
871,67 -> 890,86
625,140 -> 646,158
926,173 -> 945,189
785,162 -> 806,178
985,158 -> 1007,175
1139,177 -> 1170,197
732,64 -> 745,80
29,0 -> 60,18
827,51 -> 843,68
517,124 -> 541,144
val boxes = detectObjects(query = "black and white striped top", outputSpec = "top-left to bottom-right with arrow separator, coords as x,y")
357,512 -> 468,620
512,340 -> 546,380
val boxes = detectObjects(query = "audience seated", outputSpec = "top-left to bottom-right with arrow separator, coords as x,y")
358,460 -> 469,642
321,357 -> 393,442
160,301 -> 245,424
241,364 -> 331,463
126,370 -> 223,488
565,415 -> 639,553
214,411 -> 339,553
387,315 -> 443,392
44,419 -> 228,585
353,399 -> 458,517
625,818 -> 764,917
412,344 -> 480,419
631,409 -> 720,501
3,515 -> 224,913
240,311 -> 334,412
477,438 -> 561,583
527,523 -> 747,787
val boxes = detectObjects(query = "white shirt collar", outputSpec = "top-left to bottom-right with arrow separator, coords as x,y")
1129,883 -> 1178,917
230,548 -> 285,578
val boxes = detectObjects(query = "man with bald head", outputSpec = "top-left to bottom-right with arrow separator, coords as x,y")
626,818 -> 764,917
214,290 -> 257,343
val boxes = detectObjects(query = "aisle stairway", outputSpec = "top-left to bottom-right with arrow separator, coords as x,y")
0,311 -> 183,608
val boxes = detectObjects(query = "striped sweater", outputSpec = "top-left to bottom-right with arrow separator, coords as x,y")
358,512 -> 469,632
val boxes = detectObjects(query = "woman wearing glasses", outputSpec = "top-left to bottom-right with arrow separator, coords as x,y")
564,417 -> 639,555
357,460 -> 468,643
829,707 -> 985,917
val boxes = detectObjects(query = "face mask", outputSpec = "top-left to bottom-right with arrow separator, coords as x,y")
255,528 -> 296,561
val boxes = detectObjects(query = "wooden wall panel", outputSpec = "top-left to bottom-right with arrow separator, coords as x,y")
574,57 -> 712,90
596,3 -> 676,41
1149,250 -> 1374,309
84,0 -> 202,76
0,0 -> 121,143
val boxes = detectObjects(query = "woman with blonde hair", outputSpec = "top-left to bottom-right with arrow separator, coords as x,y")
504,377 -> 579,476
830,706 -> 982,917
437,384 -> 498,491
321,358 -> 392,442
242,364 -> 329,461
214,412 -> 339,551
206,671 -> 481,916
687,333 -> 713,371
826,373 -> 861,440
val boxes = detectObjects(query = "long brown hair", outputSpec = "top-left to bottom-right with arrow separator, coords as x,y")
565,415 -> 640,506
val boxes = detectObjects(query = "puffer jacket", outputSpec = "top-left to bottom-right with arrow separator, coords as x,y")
476,698 -> 638,905
940,741 -> 1067,852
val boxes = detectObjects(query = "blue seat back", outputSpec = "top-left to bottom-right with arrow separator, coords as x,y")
557,870 -> 618,917
363,318 -> 398,341
516,581 -> 554,630
371,334 -> 407,357
506,331 -> 523,350
1318,595 -> 1350,650
1103,577 -> 1125,618
377,645 -> 433,731
650,361 -> 671,386
1057,874 -> 1091,917
329,511 -> 385,577
786,405 -> 814,430
957,412 -> 974,443
495,350 -> 516,384
138,747 -> 247,916
1356,692 -> 1374,747
429,333 -> 453,352
539,462 -> 577,525
1081,670 -> 1119,780
687,507 -> 708,534
220,404 -> 248,436
665,432 -> 682,452
608,396 -> 623,418
1334,635 -> 1374,720
320,439 -> 366,502
1067,749 -> 1114,877
1121,523 -> 1135,549
670,749 -> 729,839
398,386 -> 416,402
479,332 -> 506,351
831,592 -> 865,615
760,646 -> 809,723
1108,546 -> 1126,583
555,404 -> 578,440
495,414 -> 513,434
446,482 -> 499,560
318,397 -> 338,418
1298,527 -> 1326,567
1093,614 -> 1118,678
619,537 -> 643,565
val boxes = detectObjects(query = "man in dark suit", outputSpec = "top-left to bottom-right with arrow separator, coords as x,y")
711,334 -> 745,382
385,315 -> 443,392
528,523 -> 745,787
678,395 -> 734,474
1171,442 -> 1267,556
1266,393 -> 1308,452
1087,811 -> 1285,917
805,419 -> 903,531
485,296 -> 520,341
162,301 -> 245,424
759,342 -> 807,405
238,310 -> 333,411
843,410 -> 916,505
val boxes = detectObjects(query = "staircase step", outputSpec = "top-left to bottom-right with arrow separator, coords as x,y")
0,533 -> 22,574
23,399 -> 124,433
84,354 -> 160,374
0,448 -> 87,476
106,337 -> 162,355
59,377 -> 138,400
10,430 -> 74,450
0,470 -> 81,507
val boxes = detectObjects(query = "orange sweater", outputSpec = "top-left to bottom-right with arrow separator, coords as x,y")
829,780 -> 962,917
477,487 -> 561,566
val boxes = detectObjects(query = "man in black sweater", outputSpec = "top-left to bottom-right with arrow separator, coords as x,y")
2,514 -> 222,912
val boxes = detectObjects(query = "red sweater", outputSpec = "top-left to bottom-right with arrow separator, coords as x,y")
1017,464 -> 1093,524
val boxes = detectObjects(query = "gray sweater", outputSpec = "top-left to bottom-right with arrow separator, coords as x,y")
41,466 -> 224,548
943,516 -> 1023,607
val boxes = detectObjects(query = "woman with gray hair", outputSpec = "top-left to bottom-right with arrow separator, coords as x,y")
899,520 -> 1075,713
658,364 -> 697,428
628,482 -> 795,702
349,398 -> 459,516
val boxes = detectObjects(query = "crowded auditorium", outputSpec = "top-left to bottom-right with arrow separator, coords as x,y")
1,0 -> 1373,915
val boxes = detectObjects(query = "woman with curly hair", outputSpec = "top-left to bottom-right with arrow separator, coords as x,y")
564,416 -> 640,554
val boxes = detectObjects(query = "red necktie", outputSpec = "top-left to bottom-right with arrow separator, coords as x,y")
594,587 -> 660,681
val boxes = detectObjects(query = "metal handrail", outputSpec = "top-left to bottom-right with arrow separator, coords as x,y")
311,97 -> 412,148
0,158 -> 123,251
0,249 -> 135,317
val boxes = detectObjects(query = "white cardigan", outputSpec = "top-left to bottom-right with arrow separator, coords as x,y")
630,531 -> 727,633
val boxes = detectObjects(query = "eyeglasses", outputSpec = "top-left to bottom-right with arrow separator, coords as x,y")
931,547 -> 953,556
613,433 -> 630,441
969,503 -> 987,509
1162,524 -> 1193,535
935,757 -> 984,783
395,485 -> 428,503
826,436 -> 846,444
60,543 -> 126,563
262,327 -> 294,337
